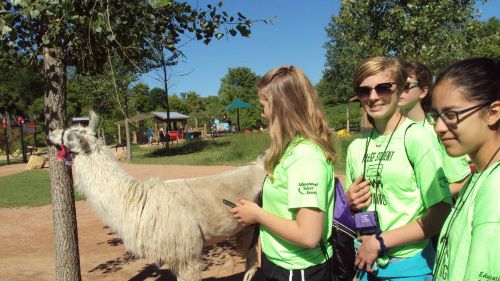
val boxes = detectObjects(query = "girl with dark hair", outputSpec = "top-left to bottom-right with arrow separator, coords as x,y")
429,58 -> 500,280
231,66 -> 340,281
399,61 -> 471,198
346,57 -> 452,280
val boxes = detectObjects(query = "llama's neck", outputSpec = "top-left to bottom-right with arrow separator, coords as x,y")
74,146 -> 132,197
73,146 -> 142,234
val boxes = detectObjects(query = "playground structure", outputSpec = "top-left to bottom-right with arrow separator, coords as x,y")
1,113 -> 40,164
115,111 -> 208,145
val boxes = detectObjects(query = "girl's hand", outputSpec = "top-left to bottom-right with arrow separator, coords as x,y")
347,175 -> 371,211
355,235 -> 381,272
231,199 -> 261,225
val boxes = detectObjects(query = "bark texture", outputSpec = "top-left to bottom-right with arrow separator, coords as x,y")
43,46 -> 82,281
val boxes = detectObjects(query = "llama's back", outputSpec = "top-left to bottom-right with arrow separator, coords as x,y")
148,164 -> 265,244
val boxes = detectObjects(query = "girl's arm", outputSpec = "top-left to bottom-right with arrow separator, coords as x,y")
355,202 -> 451,271
232,199 -> 324,249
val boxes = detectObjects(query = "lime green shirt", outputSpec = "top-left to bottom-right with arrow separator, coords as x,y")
345,119 -> 452,258
421,120 -> 471,183
260,136 -> 335,269
434,162 -> 500,281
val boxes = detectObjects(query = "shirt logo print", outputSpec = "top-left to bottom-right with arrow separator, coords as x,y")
298,182 -> 318,195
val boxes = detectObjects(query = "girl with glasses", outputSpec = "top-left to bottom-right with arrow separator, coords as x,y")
345,57 -> 452,280
399,61 -> 471,198
231,66 -> 340,281
431,58 -> 500,281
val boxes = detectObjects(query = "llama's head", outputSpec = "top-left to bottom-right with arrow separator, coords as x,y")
48,111 -> 100,155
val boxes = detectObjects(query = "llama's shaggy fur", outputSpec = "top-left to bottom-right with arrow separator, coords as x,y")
48,112 -> 266,281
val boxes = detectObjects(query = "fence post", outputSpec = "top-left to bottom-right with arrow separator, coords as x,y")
3,113 -> 10,164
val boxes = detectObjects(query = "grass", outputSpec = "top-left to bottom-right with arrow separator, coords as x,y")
131,133 -> 271,165
336,134 -> 358,173
131,132 -> 355,169
0,169 -> 85,208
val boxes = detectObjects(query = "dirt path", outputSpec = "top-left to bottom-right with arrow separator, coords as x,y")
0,163 -> 259,281
0,162 -> 346,281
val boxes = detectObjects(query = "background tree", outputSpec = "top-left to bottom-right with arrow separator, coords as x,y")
0,48 -> 44,116
320,0 -> 490,107
1,1 -> 256,280
150,87 -> 169,110
131,83 -> 154,113
470,17 -> 500,58
217,67 -> 259,104
217,67 -> 262,130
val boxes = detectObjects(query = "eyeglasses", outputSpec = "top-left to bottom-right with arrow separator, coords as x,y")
355,82 -> 396,101
404,81 -> 419,91
425,102 -> 490,126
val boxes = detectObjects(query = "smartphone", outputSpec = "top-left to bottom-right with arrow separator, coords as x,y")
222,199 -> 237,208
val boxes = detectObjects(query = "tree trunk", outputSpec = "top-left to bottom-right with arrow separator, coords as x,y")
43,46 -> 82,281
125,116 -> 131,160
124,94 -> 132,161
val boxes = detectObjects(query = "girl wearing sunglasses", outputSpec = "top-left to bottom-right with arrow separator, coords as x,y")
399,61 -> 471,198
232,66 -> 339,281
430,58 -> 500,281
345,57 -> 452,280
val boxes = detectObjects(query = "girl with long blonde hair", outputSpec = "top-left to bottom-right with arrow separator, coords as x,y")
232,65 -> 339,281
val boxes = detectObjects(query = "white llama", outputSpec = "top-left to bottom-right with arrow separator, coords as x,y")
48,111 -> 266,281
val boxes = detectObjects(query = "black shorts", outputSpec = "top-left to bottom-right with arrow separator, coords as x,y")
261,254 -> 332,281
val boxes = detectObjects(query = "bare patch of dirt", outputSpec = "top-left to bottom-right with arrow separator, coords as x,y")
0,163 -> 263,281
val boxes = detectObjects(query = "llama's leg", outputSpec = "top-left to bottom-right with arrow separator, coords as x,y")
169,223 -> 204,281
235,226 -> 260,281
242,245 -> 259,281
175,260 -> 202,281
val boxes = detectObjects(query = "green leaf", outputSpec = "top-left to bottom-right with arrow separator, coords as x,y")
1,25 -> 12,36
148,0 -> 171,9
107,34 -> 116,41
29,9 -> 40,19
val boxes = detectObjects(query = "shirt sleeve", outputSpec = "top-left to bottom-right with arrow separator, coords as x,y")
406,125 -> 452,207
442,154 -> 471,183
472,174 -> 500,225
286,155 -> 330,213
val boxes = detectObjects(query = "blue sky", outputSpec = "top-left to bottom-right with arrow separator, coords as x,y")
140,0 -> 499,97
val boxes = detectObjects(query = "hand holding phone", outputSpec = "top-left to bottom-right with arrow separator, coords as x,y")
222,199 -> 237,208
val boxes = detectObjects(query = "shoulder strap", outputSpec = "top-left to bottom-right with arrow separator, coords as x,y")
248,175 -> 268,250
404,122 -> 417,169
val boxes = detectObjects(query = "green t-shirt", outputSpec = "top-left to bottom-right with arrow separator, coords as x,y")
434,162 -> 500,281
421,120 -> 471,183
345,119 -> 452,258
260,136 -> 335,269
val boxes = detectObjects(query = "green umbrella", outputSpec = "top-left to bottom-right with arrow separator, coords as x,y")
225,98 -> 255,131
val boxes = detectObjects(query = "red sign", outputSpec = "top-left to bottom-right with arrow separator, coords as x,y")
2,117 -> 6,129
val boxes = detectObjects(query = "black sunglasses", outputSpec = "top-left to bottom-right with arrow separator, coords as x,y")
355,82 -> 396,101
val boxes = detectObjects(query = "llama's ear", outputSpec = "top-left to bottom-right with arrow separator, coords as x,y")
76,135 -> 92,153
89,110 -> 99,134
